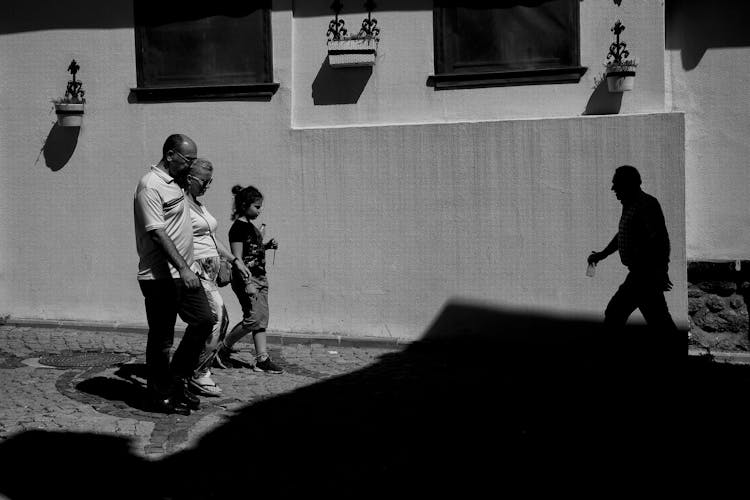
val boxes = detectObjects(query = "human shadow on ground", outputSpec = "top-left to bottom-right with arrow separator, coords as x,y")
0,301 -> 693,498
73,363 -> 160,414
75,359 -> 253,418
76,376 -> 150,410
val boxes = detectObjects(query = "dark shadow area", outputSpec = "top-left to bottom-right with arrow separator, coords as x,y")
3,0 -> 271,34
312,58 -> 373,105
126,90 -> 276,104
0,302 -> 691,498
2,0 -> 134,34
0,431 -> 152,500
293,0 -> 560,17
583,77 -> 623,115
135,2 -> 269,26
292,0 -> 427,18
75,363 -> 175,415
76,377 -> 155,412
42,124 -> 80,171
114,362 -> 149,382
3,0 -> 424,33
666,0 -> 750,70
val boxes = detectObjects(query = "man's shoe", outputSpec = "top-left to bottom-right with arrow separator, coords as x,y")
150,395 -> 192,416
253,356 -> 283,374
174,382 -> 201,410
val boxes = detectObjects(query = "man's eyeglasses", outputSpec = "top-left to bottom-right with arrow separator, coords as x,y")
173,150 -> 197,167
187,174 -> 213,192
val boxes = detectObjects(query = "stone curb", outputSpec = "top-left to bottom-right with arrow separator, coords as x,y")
1,317 -> 409,350
688,348 -> 750,365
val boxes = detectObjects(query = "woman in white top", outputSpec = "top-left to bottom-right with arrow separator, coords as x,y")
184,159 -> 249,396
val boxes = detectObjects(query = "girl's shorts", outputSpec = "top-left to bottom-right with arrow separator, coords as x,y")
230,275 -> 269,331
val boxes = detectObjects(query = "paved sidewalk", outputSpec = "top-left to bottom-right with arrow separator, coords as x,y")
0,324 -> 398,459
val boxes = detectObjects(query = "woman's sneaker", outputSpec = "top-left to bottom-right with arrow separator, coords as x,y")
253,356 -> 283,374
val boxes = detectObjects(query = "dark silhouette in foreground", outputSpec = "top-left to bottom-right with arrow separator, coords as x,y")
0,302 -> 690,498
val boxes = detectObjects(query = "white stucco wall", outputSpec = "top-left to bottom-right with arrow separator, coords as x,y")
278,114 -> 687,337
667,10 -> 750,260
0,2 -> 685,339
293,0 -> 665,127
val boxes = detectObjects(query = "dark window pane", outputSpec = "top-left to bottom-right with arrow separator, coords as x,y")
134,1 -> 272,89
434,0 -> 582,85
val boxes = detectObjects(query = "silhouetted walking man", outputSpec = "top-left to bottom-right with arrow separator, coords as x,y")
588,165 -> 677,335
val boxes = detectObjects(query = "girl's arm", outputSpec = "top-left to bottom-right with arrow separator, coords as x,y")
230,241 -> 257,273
230,241 -> 245,262
264,238 -> 279,250
231,240 -> 257,295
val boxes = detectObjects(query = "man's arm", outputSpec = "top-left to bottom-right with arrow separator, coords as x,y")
588,233 -> 618,265
149,228 -> 201,289
643,199 -> 671,266
642,198 -> 673,290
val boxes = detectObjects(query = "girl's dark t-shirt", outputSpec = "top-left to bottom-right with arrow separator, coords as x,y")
228,219 -> 265,276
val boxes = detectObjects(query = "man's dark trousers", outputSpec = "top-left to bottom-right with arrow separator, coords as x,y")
604,268 -> 680,364
604,269 -> 677,332
603,268 -> 680,456
139,279 -> 214,396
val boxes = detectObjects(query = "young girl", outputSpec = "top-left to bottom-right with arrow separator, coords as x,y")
215,184 -> 282,373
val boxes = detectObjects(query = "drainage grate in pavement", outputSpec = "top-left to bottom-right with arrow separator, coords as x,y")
38,352 -> 131,368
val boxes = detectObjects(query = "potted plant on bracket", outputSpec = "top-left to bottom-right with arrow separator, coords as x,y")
326,0 -> 380,68
604,20 -> 637,93
53,60 -> 86,127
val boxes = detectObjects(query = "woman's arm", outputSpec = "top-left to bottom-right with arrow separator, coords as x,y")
216,239 -> 250,280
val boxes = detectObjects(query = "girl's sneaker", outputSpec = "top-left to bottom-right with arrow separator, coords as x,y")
253,356 -> 283,374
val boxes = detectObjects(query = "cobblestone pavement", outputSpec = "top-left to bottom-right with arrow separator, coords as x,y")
0,325 -> 397,460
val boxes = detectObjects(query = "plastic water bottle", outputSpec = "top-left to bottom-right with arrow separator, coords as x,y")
586,262 -> 596,277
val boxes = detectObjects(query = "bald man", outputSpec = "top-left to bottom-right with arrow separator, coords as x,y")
588,165 -> 677,335
134,134 -> 214,415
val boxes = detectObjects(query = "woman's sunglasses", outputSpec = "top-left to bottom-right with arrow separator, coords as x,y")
187,174 -> 213,192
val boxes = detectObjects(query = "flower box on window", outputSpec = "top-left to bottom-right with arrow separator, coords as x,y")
327,36 -> 378,68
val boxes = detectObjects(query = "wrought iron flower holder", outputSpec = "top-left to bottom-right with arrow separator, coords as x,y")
326,1 -> 380,68
53,60 -> 86,127
604,20 -> 637,93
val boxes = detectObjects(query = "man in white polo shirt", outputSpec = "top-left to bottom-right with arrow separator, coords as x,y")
134,133 -> 214,414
